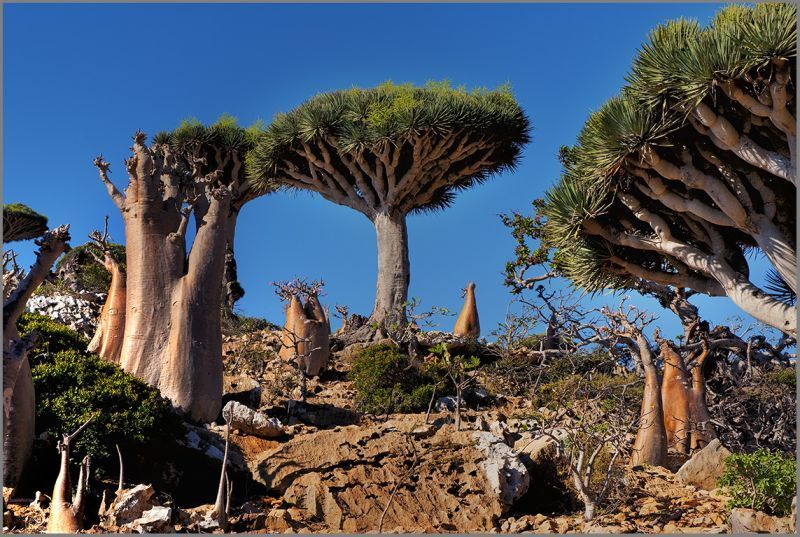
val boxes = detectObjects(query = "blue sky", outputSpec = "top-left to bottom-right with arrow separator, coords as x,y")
4,2 -> 774,340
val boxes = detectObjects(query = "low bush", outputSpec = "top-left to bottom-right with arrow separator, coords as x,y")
718,449 -> 796,516
17,313 -> 89,364
349,343 -> 443,414
19,312 -> 181,474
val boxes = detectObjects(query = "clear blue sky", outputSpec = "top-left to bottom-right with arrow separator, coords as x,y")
4,2 -> 775,341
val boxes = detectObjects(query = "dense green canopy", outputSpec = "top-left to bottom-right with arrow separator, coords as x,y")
544,3 -> 796,334
246,81 -> 530,215
3,203 -> 49,243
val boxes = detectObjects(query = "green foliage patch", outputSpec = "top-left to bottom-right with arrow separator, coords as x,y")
18,313 -> 180,473
719,449 -> 796,516
349,343 -> 445,415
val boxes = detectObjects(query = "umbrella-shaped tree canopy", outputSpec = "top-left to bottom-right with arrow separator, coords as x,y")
248,81 -> 530,332
544,3 -> 797,335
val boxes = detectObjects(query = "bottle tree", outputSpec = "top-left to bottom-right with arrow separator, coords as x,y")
93,117 -> 276,422
248,82 -> 530,339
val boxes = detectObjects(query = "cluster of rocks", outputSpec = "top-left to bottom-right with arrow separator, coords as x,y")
25,292 -> 100,337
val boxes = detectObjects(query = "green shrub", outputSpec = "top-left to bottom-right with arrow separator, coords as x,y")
719,449 -> 796,516
17,313 -> 89,365
349,343 -> 443,414
19,313 -> 181,474
767,367 -> 796,390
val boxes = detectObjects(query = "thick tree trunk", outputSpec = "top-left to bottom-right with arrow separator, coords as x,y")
659,339 -> 692,454
111,139 -> 231,423
371,212 -> 410,328
631,363 -> 668,467
87,255 -> 126,363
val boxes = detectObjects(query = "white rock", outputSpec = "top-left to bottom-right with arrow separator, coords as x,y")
128,506 -> 173,533
223,400 -> 284,438
103,484 -> 156,527
472,431 -> 530,507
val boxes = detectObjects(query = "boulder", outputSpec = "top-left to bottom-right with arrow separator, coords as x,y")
128,506 -> 173,533
102,484 -> 155,527
729,508 -> 792,533
222,375 -> 262,409
252,422 -> 529,532
223,401 -> 285,438
675,439 -> 731,490
676,439 -> 731,490
472,431 -> 529,507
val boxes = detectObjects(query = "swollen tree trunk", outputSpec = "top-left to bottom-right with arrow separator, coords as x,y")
630,334 -> 667,467
46,416 -> 93,533
372,212 -> 410,329
3,225 -> 70,488
659,338 -> 692,455
688,345 -> 716,451
87,254 -> 126,363
98,135 -> 231,422
453,282 -> 480,338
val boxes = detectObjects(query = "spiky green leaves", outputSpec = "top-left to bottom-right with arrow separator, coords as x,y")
3,203 -> 49,243
628,3 -> 797,109
246,80 -> 530,213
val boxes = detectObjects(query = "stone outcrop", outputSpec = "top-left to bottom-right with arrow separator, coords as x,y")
101,484 -> 156,527
252,420 -> 529,532
729,508 -> 792,533
223,401 -> 285,439
675,439 -> 731,490
26,293 -> 100,338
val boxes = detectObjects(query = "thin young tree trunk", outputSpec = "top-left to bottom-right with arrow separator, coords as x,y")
87,255 -> 126,363
688,346 -> 716,451
372,211 -> 410,328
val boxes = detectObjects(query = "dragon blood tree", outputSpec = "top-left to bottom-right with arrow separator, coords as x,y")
545,4 -> 797,335
3,203 -> 49,243
94,118 -> 275,422
248,82 -> 530,338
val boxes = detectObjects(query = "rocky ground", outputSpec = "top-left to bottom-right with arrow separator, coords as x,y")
4,296 -> 796,534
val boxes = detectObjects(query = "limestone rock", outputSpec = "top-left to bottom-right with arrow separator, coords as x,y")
223,401 -> 285,438
102,484 -> 155,527
128,505 -> 173,533
253,422 -> 528,532
729,508 -> 792,533
25,293 -> 100,337
472,431 -> 530,507
676,439 -> 731,490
